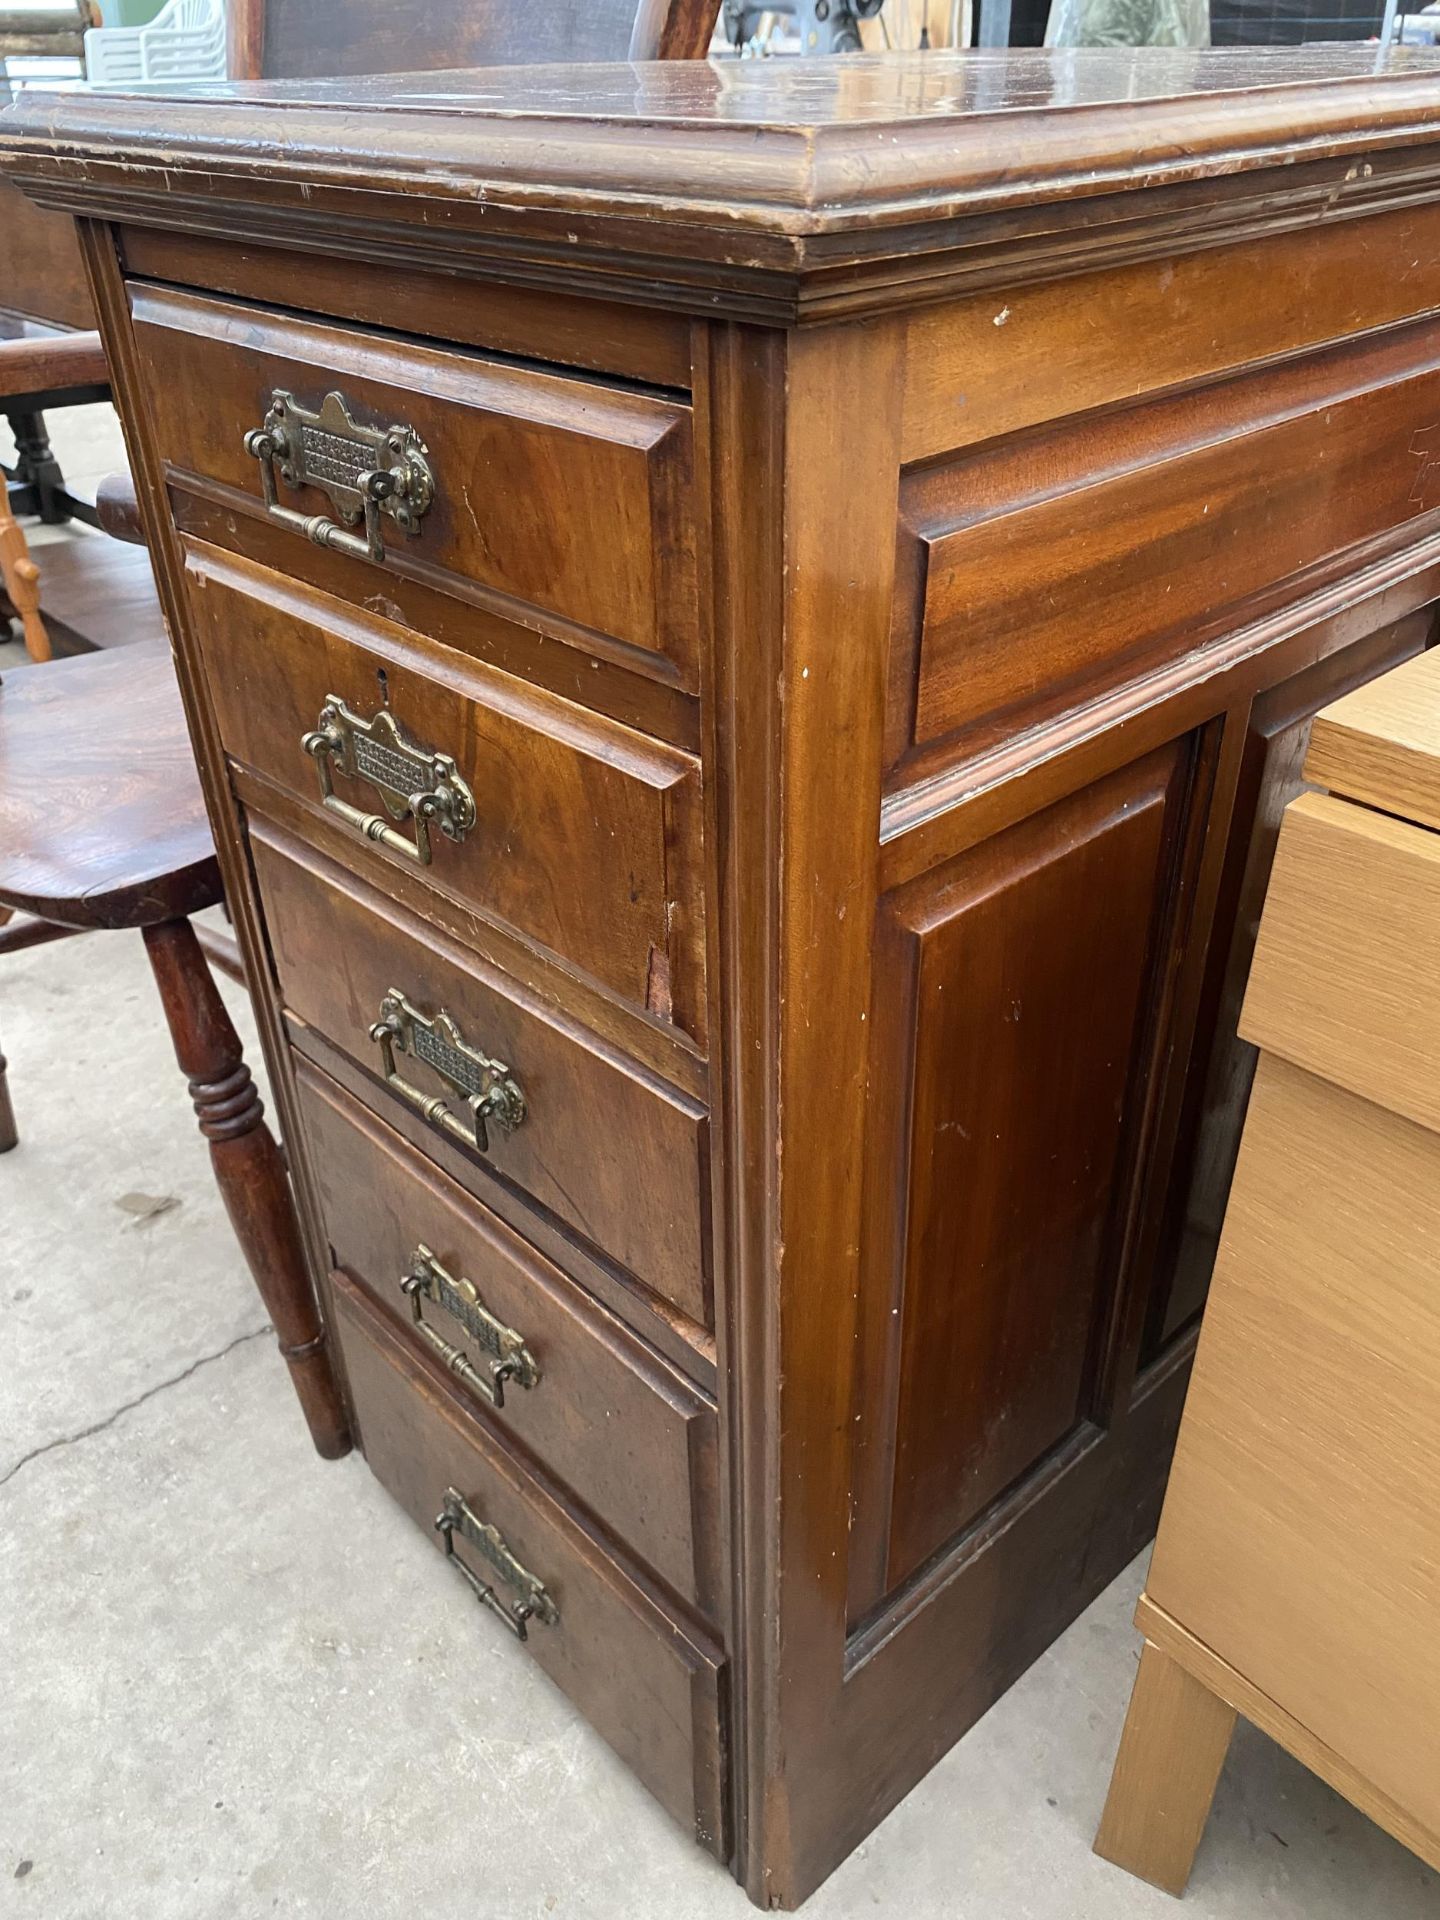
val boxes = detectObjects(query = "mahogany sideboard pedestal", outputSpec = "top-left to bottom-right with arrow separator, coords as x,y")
1096,644 -> 1440,1895
6,48 -> 1440,1907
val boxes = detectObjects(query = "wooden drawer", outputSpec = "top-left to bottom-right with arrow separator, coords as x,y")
129,282 -> 700,685
330,1272 -> 727,1856
296,1059 -> 719,1613
1241,792 -> 1440,1136
252,823 -> 711,1328
188,547 -> 704,1039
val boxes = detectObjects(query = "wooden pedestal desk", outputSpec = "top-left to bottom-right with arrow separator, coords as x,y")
1096,643 -> 1440,1894
6,48 -> 1440,1908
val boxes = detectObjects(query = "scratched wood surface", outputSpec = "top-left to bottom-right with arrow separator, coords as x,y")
8,49 -> 1440,1908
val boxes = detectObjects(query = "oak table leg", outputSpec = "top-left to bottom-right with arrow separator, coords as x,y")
1094,1640 -> 1237,1896
0,1025 -> 17,1152
142,917 -> 350,1460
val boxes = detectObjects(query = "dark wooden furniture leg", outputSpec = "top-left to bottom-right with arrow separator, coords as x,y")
142,916 -> 350,1459
0,1025 -> 16,1152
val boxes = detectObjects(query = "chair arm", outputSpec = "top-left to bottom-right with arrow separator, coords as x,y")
0,329 -> 109,402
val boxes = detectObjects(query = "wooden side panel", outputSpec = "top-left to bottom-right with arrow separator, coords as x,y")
889,322 -> 1440,776
331,1272 -> 727,1856
852,741 -> 1193,1609
1148,1053 -> 1440,1842
128,284 -> 700,683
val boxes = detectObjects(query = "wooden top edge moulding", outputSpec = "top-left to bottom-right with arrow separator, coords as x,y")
6,49 -> 1440,318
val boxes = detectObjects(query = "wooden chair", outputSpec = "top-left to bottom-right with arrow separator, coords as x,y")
0,641 -> 349,1460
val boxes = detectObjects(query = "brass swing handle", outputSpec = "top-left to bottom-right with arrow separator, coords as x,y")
400,1244 -> 539,1411
244,387 -> 434,566
369,988 -> 526,1156
435,1487 -> 558,1641
302,695 -> 475,869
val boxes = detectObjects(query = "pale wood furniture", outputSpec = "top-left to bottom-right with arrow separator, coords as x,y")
1096,641 -> 1440,1895
7,46 -> 1440,1908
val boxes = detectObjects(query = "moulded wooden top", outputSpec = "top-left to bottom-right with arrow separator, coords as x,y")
8,48 -> 1440,319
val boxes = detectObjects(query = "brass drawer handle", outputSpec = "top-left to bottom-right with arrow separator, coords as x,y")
302,695 -> 475,868
244,388 -> 434,565
369,988 -> 526,1155
401,1244 -> 539,1410
435,1487 -> 558,1641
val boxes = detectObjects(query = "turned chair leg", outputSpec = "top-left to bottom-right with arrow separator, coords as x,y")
0,478 -> 50,662
1094,1640 -> 1237,1897
142,917 -> 350,1460
0,1026 -> 17,1153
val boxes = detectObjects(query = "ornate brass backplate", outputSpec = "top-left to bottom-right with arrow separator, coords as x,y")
244,389 -> 434,565
369,989 -> 526,1154
401,1244 -> 539,1410
302,696 -> 476,867
435,1487 -> 558,1640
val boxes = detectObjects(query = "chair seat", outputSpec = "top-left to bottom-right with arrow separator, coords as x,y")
0,641 -> 220,929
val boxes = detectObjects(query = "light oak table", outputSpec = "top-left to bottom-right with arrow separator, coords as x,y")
1096,643 -> 1440,1896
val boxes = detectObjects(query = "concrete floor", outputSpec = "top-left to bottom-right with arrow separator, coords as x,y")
4,413 -> 1439,1919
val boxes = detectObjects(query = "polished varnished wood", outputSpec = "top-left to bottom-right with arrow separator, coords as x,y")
132,285 -> 701,686
11,47 -> 1440,1908
329,1271 -> 727,1855
296,1059 -> 720,1613
185,548 -> 706,1036
251,824 -> 711,1328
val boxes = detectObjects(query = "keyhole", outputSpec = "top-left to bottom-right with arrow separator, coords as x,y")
376,667 -> 390,708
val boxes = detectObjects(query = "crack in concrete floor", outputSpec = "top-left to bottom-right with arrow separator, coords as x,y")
0,1324 -> 270,1491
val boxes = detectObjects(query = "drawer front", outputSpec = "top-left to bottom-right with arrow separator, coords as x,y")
888,320 -> 1440,777
253,824 -> 711,1327
130,283 -> 699,684
1241,790 -> 1440,1136
331,1272 -> 727,1855
189,548 -> 705,1039
296,1059 -> 719,1612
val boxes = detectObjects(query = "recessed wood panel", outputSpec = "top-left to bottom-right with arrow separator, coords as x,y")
853,741 -> 1193,1611
888,321 -> 1440,777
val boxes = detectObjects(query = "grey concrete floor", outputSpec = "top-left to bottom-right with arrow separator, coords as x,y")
4,411 -> 1439,1919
